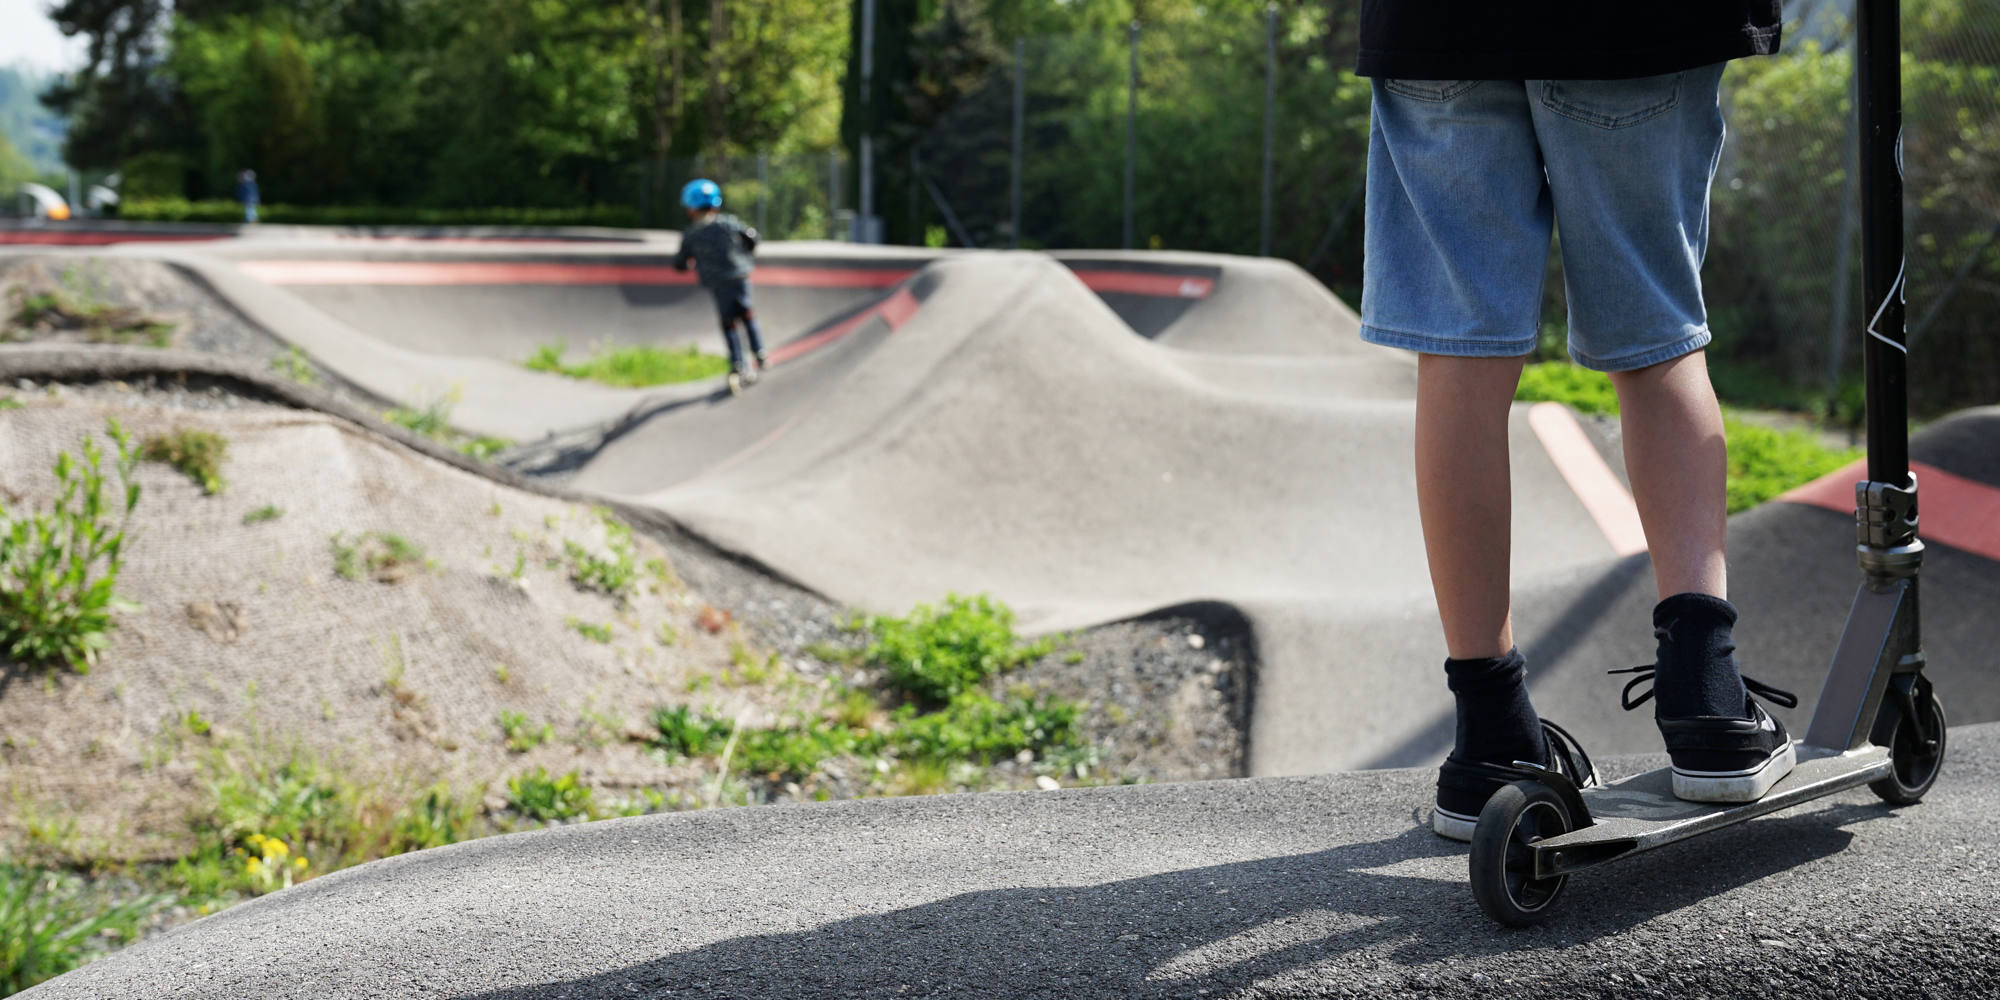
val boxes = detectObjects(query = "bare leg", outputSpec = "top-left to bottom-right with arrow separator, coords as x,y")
1416,353 -> 1529,659
1607,350 -> 1728,601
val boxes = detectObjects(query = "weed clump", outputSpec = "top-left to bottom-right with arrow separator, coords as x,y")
506,768 -> 594,822
331,531 -> 428,583
496,711 -> 553,753
565,508 -> 638,598
4,284 -> 176,347
0,420 -> 141,673
863,593 -> 1055,705
383,390 -> 510,461
242,504 -> 283,525
141,427 -> 228,495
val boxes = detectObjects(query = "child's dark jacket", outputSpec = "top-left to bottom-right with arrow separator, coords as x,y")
672,214 -> 757,288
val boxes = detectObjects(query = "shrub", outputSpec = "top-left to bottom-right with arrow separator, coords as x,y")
1515,361 -> 1620,416
863,594 -> 1054,705
0,420 -> 142,672
141,428 -> 229,495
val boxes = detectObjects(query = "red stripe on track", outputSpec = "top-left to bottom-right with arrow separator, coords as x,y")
239,259 -> 1218,300
237,260 -> 917,289
1779,460 -> 2000,562
766,287 -> 920,367
1073,270 -> 1214,299
0,232 -> 223,246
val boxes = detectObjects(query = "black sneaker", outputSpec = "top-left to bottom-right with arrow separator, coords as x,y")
1433,720 -> 1597,842
1609,665 -> 1799,803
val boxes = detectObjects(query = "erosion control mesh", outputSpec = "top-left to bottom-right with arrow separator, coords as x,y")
0,393 -> 744,857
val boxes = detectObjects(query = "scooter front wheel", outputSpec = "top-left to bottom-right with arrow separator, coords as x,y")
1470,780 -> 1572,927
1870,690 -> 1946,805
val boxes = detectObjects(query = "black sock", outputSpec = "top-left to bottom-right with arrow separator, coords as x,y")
1444,648 -> 1545,765
1651,593 -> 1748,719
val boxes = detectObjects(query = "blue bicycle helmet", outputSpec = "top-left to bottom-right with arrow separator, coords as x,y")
680,178 -> 723,210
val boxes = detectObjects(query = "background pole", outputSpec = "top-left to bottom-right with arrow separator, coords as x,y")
1260,4 -> 1276,257
1012,37 -> 1025,250
1124,21 -> 1138,250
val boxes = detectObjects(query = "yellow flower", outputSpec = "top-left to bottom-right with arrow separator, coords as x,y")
245,856 -> 263,876
293,856 -> 309,871
262,838 -> 289,861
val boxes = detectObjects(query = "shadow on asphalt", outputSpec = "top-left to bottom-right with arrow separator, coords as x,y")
452,802 -> 1888,999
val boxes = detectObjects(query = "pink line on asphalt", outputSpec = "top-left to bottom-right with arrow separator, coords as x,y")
0,231 -> 223,246
1527,402 -> 1649,556
766,287 -> 921,367
1779,460 -> 2000,562
236,260 -> 916,288
1071,270 -> 1215,299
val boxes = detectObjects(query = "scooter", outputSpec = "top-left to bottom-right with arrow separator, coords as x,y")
1467,0 -> 1947,927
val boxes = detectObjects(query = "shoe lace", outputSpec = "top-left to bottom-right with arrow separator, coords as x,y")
1538,719 -> 1599,788
1606,661 -> 1800,714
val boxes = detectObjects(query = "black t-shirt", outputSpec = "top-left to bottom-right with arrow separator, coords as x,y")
1356,2 -> 1783,81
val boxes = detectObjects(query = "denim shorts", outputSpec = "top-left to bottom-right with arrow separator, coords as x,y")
1359,64 -> 1728,372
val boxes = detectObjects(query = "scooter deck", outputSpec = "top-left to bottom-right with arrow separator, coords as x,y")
1528,744 -> 1893,878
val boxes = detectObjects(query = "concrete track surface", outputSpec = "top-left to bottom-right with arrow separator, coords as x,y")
24,724 -> 2000,1000
6,228 -> 1998,776
8,224 -> 2000,998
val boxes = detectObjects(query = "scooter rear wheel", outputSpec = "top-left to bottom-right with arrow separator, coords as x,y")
1870,691 -> 1946,805
1470,780 -> 1572,927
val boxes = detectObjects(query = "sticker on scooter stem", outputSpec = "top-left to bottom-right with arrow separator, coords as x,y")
1866,258 -> 1908,355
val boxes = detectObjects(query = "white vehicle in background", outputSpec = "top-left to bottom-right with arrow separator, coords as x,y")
16,181 -> 71,220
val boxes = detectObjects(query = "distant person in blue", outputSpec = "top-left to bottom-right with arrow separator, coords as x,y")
235,169 -> 259,224
671,178 -> 764,395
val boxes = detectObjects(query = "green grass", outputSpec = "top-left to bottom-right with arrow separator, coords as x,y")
525,342 -> 731,388
242,504 -> 283,525
0,420 -> 141,673
1,866 -> 168,994
1514,361 -> 1864,513
1723,415 -> 1863,513
139,428 -> 228,495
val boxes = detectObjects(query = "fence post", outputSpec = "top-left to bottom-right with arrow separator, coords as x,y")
827,150 -> 841,239
1125,20 -> 1138,250
859,0 -> 878,242
1260,4 -> 1276,257
1011,37 -> 1025,249
756,152 -> 769,235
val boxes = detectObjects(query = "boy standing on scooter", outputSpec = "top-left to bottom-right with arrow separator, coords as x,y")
672,178 -> 765,395
1354,2 -> 1799,840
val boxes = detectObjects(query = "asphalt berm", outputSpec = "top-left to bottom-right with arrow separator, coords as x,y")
22,724 -> 2000,1000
